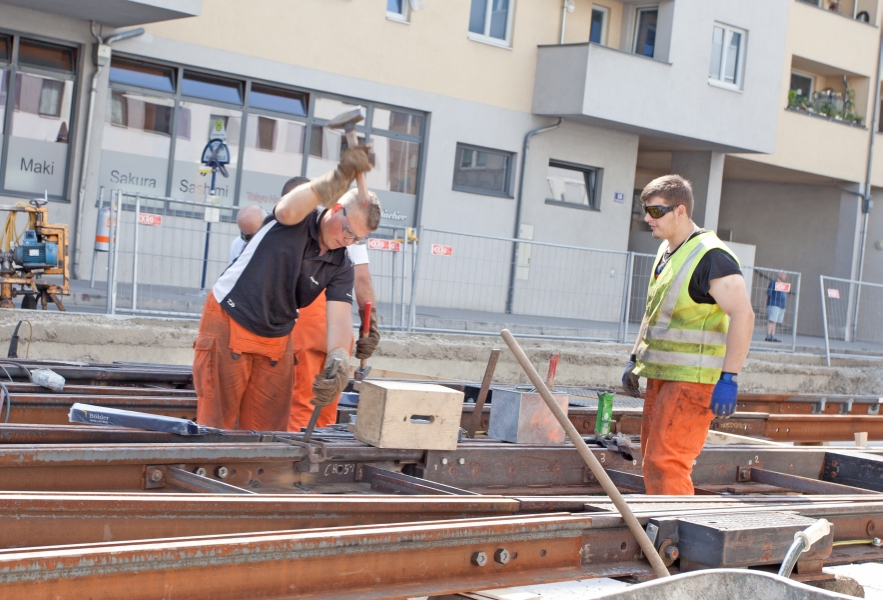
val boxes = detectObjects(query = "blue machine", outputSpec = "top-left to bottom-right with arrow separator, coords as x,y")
14,230 -> 59,268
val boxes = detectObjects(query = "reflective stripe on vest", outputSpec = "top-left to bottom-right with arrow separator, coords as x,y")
635,231 -> 737,385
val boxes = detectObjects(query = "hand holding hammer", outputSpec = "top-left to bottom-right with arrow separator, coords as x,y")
327,107 -> 370,203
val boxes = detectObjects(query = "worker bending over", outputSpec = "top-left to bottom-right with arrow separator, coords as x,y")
281,177 -> 380,432
622,175 -> 754,495
228,205 -> 268,265
193,146 -> 380,431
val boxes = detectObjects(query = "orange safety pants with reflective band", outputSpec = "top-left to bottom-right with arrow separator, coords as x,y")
640,378 -> 715,495
194,295 -> 294,431
288,292 -> 354,432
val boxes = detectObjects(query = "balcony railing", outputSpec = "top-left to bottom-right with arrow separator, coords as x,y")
787,89 -> 865,126
797,0 -> 874,24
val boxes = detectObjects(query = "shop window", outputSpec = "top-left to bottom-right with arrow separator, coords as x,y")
453,143 -> 513,197
249,84 -> 307,116
18,39 -> 75,72
257,116 -> 276,151
109,58 -> 175,93
182,71 -> 242,105
0,35 -> 10,62
545,160 -> 601,210
373,107 -> 423,136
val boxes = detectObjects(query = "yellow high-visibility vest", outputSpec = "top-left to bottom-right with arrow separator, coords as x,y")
634,231 -> 739,384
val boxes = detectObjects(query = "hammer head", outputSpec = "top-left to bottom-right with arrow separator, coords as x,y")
327,106 -> 366,131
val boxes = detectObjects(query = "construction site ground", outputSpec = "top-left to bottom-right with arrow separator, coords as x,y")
2,308 -> 880,396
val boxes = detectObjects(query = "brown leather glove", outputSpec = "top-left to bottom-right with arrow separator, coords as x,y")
311,347 -> 350,407
310,145 -> 372,208
355,305 -> 380,360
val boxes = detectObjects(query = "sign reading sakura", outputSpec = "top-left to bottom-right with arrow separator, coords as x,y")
774,282 -> 791,293
431,244 -> 453,257
827,288 -> 841,299
368,238 -> 402,252
138,212 -> 163,227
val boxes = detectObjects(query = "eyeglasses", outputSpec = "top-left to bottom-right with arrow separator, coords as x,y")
642,204 -> 677,219
340,207 -> 366,245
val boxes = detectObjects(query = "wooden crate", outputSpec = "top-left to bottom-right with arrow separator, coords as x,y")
353,381 -> 464,450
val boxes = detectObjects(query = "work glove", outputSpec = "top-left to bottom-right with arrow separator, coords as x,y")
311,347 -> 350,407
622,354 -> 641,397
310,145 -> 372,209
355,305 -> 380,360
710,373 -> 739,417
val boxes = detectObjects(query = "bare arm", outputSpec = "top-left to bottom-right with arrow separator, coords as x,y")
629,314 -> 649,355
326,300 -> 354,354
353,264 -> 375,310
274,182 -> 322,226
708,274 -> 755,373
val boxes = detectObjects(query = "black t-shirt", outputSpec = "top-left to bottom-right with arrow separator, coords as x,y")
653,231 -> 742,305
212,208 -> 354,338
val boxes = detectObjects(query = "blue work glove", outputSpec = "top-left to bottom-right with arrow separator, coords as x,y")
710,372 -> 739,417
622,354 -> 641,397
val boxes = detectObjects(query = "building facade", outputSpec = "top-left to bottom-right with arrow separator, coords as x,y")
0,0 -> 879,335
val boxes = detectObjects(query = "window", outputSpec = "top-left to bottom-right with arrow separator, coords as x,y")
789,72 -> 813,100
633,8 -> 657,57
256,116 -> 276,151
453,144 -> 513,197
387,0 -> 409,22
590,6 -> 608,45
468,0 -> 513,46
545,160 -> 601,210
182,71 -> 242,105
709,23 -> 746,89
109,59 -> 175,93
249,84 -> 307,116
1,36 -> 77,199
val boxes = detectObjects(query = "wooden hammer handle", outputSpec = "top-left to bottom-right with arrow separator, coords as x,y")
343,129 -> 370,203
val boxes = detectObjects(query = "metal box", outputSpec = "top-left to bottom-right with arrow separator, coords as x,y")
353,381 -> 464,450
487,388 -> 570,444
677,512 -> 833,568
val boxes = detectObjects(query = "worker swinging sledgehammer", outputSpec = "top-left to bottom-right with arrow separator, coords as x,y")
622,175 -> 754,495
193,137 -> 381,431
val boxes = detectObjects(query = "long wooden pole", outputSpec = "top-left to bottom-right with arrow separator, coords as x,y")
500,329 -> 670,579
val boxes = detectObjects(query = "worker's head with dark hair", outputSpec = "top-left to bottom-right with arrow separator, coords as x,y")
641,174 -> 694,217
282,176 -> 310,197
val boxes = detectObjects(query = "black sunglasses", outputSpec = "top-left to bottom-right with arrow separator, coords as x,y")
642,204 -> 677,219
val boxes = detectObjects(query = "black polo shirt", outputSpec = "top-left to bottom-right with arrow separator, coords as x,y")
212,208 -> 354,338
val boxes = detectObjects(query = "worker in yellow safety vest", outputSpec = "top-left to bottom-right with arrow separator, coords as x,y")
622,174 -> 755,495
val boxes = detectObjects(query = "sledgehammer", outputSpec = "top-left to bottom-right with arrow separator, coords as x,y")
500,329 -> 670,579
354,301 -> 373,382
328,107 -> 369,202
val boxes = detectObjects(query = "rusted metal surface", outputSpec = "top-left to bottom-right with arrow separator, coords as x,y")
0,494 -> 523,549
0,514 -> 636,599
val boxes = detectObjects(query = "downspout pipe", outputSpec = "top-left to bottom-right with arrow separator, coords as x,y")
505,118 -> 562,314
857,24 -> 883,285
72,25 -> 144,279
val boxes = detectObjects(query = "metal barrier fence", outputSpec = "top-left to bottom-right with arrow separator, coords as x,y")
821,275 -> 883,366
407,228 -> 633,341
106,191 -> 240,317
628,254 -> 801,351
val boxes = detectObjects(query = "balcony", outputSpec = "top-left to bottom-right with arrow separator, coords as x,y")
796,0 -> 877,24
788,56 -> 869,129
1,0 -> 202,27
532,41 -> 782,154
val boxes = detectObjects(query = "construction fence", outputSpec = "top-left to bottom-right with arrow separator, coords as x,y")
95,197 -> 807,352
820,276 -> 883,366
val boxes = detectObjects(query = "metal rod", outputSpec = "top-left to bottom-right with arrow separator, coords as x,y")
791,272 -> 801,353
407,226 -> 424,332
620,251 -> 635,343
500,328 -> 670,579
467,349 -> 500,438
132,195 -> 140,311
820,275 -> 832,368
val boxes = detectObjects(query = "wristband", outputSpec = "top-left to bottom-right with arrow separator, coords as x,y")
629,354 -> 637,362
720,372 -> 738,383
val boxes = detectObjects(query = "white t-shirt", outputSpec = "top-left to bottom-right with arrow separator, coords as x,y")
228,236 -> 247,265
229,235 -> 369,266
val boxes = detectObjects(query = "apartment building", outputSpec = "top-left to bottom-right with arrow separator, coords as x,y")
0,0 -> 877,335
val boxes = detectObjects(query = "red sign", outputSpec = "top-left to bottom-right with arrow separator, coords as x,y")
368,238 -> 402,252
774,282 -> 791,293
431,244 -> 453,257
138,212 -> 163,227
827,288 -> 841,299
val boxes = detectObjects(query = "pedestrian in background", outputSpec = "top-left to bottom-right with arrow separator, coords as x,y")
765,271 -> 788,342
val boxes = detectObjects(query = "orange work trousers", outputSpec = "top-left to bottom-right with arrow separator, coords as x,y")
640,378 -> 715,495
288,292 -> 354,432
193,295 -> 294,431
